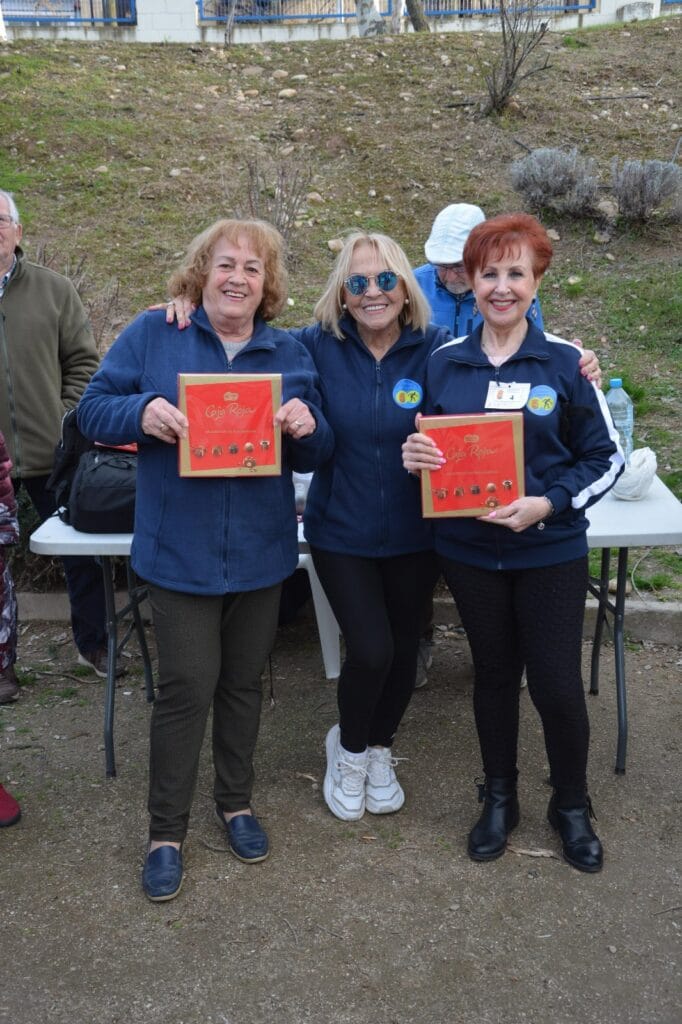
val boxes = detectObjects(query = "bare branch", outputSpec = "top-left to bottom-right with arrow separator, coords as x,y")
227,156 -> 311,257
481,0 -> 552,116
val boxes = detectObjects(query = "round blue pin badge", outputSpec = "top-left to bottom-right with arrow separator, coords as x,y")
393,379 -> 423,410
527,385 -> 557,416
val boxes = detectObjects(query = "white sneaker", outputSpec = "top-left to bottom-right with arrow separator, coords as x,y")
365,746 -> 405,814
323,725 -> 368,821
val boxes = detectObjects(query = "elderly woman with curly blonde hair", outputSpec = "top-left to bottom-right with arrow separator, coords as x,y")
79,218 -> 333,901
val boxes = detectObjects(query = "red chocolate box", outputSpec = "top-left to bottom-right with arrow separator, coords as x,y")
419,413 -> 525,517
178,373 -> 282,478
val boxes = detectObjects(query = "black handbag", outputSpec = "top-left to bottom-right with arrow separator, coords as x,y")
67,447 -> 136,534
47,408 -> 137,533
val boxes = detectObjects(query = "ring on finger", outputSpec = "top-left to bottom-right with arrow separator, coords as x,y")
294,419 -> 303,427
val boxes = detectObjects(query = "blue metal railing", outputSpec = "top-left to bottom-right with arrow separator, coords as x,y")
2,0 -> 601,27
423,0 -> 595,14
196,0 -> 391,21
3,0 -> 137,24
196,0 -> 595,22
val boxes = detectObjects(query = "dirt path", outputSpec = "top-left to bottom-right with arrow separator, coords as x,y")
1,615 -> 680,1024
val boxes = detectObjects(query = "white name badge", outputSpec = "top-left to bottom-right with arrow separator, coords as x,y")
485,381 -> 531,410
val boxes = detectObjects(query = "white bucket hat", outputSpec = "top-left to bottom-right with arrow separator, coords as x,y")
424,203 -> 486,264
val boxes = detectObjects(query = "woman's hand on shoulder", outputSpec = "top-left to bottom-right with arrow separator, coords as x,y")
147,296 -> 196,330
141,397 -> 189,443
478,496 -> 551,532
276,399 -> 316,438
574,342 -> 602,389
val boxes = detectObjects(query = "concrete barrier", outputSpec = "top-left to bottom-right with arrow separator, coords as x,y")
616,2 -> 656,21
17,591 -> 149,621
18,591 -> 681,646
432,596 -> 682,647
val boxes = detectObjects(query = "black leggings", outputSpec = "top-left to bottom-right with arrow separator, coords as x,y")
311,547 -> 439,752
440,555 -> 590,794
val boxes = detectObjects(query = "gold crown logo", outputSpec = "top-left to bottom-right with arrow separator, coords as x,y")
223,391 -> 239,401
463,433 -> 480,443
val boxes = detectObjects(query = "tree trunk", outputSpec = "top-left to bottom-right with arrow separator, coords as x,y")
390,0 -> 402,34
404,0 -> 430,32
355,0 -> 386,36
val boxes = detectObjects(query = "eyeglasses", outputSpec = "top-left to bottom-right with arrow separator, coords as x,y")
343,271 -> 400,296
0,215 -> 17,228
434,262 -> 466,273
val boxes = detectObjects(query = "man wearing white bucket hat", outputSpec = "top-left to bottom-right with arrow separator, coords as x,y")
414,203 -> 544,336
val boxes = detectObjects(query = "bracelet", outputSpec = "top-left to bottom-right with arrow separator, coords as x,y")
537,495 -> 555,531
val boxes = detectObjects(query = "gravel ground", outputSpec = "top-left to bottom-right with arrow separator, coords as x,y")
1,611 -> 680,1024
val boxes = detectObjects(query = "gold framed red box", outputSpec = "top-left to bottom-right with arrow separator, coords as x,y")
419,413 -> 525,517
177,373 -> 282,477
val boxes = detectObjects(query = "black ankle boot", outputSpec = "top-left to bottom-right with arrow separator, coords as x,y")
467,776 -> 520,862
548,791 -> 603,873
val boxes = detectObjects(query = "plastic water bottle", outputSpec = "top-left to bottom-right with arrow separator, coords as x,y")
606,378 -> 634,463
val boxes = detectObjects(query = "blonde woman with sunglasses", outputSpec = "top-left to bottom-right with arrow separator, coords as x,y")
293,232 -> 452,821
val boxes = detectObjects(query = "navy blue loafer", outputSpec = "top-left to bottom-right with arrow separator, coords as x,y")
142,844 -> 184,902
215,808 -> 270,864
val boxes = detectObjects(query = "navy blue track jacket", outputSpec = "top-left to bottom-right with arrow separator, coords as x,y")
424,323 -> 624,570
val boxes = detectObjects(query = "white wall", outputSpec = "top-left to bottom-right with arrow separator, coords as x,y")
3,0 -> 670,45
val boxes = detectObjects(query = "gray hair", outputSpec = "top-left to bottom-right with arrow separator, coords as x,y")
0,191 -> 20,223
313,231 -> 431,340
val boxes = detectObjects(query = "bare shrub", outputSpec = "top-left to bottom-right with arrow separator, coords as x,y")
244,159 -> 308,243
33,244 -> 126,355
509,147 -> 600,216
481,0 -> 551,116
228,158 -> 310,260
610,158 -> 682,222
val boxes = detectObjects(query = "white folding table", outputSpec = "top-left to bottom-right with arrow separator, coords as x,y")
30,517 -> 154,778
30,477 -> 682,779
585,475 -> 682,773
295,475 -> 682,776
30,515 -> 340,777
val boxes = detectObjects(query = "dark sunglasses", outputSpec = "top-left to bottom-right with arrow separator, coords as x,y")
343,271 -> 400,296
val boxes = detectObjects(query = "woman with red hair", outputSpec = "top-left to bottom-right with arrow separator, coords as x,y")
403,213 -> 624,873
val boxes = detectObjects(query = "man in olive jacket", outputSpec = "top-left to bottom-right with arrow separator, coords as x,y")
0,189 -> 108,685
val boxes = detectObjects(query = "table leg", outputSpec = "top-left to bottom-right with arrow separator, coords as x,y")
613,546 -> 629,775
126,561 -> 154,704
297,552 -> 341,681
589,548 -> 612,696
100,556 -> 119,779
